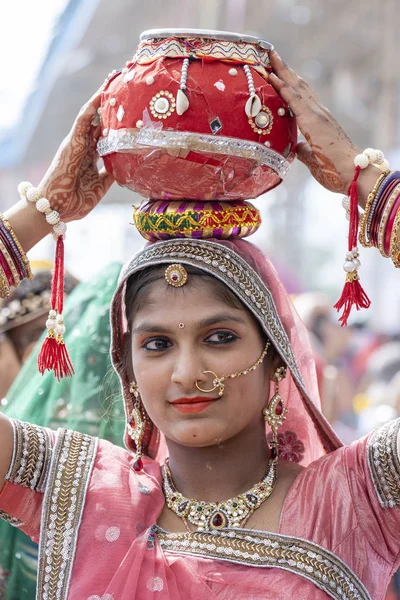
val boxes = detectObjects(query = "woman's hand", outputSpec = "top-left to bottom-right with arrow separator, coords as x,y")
269,51 -> 361,195
38,90 -> 114,222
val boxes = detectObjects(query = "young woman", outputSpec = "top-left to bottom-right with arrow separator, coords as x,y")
0,50 -> 397,600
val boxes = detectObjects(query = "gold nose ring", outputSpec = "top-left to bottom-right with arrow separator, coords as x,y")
195,371 -> 225,396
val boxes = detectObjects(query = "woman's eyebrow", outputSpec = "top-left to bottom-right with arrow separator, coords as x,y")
132,314 -> 246,335
197,314 -> 247,328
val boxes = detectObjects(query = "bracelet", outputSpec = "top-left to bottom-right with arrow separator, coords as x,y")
377,183 -> 400,257
0,237 -> 20,287
385,194 -> 400,255
366,171 -> 400,237
358,169 -> 391,247
370,178 -> 399,248
17,182 -> 67,240
390,207 -> 400,268
0,214 -> 33,280
0,263 -> 10,298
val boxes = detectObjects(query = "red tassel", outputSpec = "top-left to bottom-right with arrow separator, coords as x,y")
334,272 -> 371,326
38,235 -> 74,379
334,165 -> 371,326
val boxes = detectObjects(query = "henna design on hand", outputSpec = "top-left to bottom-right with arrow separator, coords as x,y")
301,139 -> 345,193
37,95 -> 113,222
269,52 -> 360,194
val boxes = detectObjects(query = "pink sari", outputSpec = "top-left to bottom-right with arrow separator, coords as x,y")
1,420 -> 400,599
1,239 -> 400,599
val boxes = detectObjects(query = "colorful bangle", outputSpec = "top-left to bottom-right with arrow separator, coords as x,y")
0,263 -> 10,298
0,214 -> 33,280
389,207 -> 400,268
0,229 -> 25,280
0,237 -> 20,287
358,169 -> 391,247
385,194 -> 400,256
366,171 -> 400,237
134,199 -> 261,241
377,183 -> 400,257
370,178 -> 399,248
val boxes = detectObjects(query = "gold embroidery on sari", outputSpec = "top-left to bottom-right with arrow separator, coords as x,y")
36,429 -> 98,600
155,527 -> 371,600
367,418 -> 400,507
4,419 -> 52,492
0,510 -> 23,527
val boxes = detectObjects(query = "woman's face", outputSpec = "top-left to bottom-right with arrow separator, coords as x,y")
130,276 -> 274,448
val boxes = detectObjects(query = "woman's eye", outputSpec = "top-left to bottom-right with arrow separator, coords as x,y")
142,338 -> 172,351
206,332 -> 237,344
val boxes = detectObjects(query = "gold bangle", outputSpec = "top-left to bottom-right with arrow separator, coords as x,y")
0,214 -> 33,280
377,182 -> 400,258
0,237 -> 20,287
358,169 -> 391,248
0,263 -> 11,299
390,207 -> 400,268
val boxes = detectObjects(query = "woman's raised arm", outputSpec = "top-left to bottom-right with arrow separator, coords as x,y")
268,51 -> 381,208
4,89 -> 114,251
0,413 -> 13,492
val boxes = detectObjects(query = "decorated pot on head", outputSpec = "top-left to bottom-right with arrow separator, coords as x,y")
97,29 -> 297,241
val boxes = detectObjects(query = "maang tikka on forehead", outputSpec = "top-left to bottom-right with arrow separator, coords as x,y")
165,263 -> 188,287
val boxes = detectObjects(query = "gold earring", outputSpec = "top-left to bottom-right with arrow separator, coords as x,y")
128,381 -> 146,472
262,366 -> 288,460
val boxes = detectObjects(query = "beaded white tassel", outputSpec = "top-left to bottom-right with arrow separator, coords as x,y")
243,65 -> 261,118
17,181 -> 73,377
176,58 -> 190,116
334,148 -> 387,325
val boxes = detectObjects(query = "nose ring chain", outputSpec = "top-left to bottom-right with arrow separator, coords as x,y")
195,341 -> 270,397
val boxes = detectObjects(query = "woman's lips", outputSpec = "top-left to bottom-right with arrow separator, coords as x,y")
170,397 -> 218,413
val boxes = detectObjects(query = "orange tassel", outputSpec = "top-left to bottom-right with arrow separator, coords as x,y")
334,165 -> 371,326
38,235 -> 74,379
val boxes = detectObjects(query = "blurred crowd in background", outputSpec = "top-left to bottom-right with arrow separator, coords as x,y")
1,0 -> 400,598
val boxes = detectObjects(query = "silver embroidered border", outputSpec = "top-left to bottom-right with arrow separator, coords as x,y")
97,129 -> 290,179
13,421 -> 29,485
5,418 -> 18,480
367,418 -> 400,508
119,239 -> 340,453
37,429 -> 98,600
155,527 -> 371,600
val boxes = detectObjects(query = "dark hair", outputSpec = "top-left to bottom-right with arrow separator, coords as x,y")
120,264 -> 271,378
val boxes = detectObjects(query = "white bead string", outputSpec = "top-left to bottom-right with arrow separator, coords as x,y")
17,181 -> 67,339
176,58 -> 190,116
243,65 -> 256,96
243,65 -> 262,118
18,182 -> 67,241
180,58 -> 189,91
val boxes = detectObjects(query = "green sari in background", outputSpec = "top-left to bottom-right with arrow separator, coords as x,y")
0,262 -> 125,600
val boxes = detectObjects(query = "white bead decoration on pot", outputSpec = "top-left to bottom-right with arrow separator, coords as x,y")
150,91 -> 176,119
243,65 -> 262,118
176,58 -> 190,116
